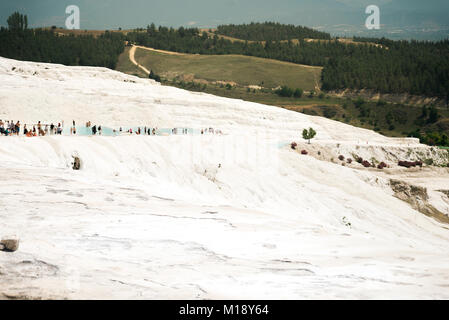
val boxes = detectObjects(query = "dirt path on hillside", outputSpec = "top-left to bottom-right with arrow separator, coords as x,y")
129,46 -> 151,75
133,45 -> 185,56
129,45 -> 188,75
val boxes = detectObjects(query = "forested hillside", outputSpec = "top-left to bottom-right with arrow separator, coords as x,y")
127,24 -> 449,100
215,22 -> 331,41
0,13 -> 125,69
322,38 -> 449,99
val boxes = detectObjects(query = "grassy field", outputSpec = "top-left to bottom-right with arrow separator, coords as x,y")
132,47 -> 321,91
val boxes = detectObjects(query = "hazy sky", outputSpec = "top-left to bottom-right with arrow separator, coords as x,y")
0,0 -> 448,30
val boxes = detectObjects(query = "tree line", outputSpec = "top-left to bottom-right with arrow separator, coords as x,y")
0,12 -> 125,69
321,38 -> 449,100
215,22 -> 331,41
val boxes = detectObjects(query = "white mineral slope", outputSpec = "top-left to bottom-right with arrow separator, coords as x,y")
0,57 -> 448,300
0,56 -> 418,144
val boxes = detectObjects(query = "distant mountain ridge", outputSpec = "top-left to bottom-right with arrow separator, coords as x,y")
0,0 -> 447,40
319,0 -> 449,39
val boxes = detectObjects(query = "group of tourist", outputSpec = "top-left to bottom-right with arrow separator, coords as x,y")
79,121 -> 102,135
120,127 -> 158,136
0,119 -> 63,136
1,119 -> 222,137
201,127 -> 223,135
0,119 -> 20,136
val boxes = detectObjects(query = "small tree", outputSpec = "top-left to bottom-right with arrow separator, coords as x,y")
427,106 -> 440,124
293,88 -> 303,98
302,128 -> 317,144
275,85 -> 294,97
354,97 -> 365,108
149,70 -> 161,82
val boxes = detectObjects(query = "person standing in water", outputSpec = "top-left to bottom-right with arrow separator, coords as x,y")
15,121 -> 20,135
